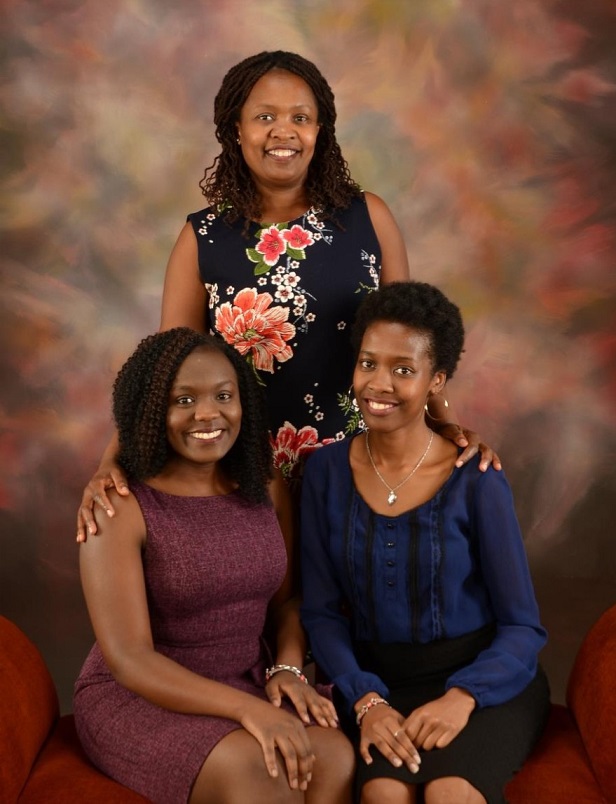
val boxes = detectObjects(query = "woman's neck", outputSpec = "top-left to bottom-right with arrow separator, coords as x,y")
146,459 -> 235,498
254,183 -> 310,223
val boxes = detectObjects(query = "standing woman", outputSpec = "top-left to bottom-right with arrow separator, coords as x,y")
300,282 -> 550,804
74,328 -> 354,804
77,51 -> 496,539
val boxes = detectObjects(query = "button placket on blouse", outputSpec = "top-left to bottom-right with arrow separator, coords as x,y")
383,520 -> 398,592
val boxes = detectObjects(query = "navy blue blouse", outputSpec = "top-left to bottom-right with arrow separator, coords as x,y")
300,438 -> 547,711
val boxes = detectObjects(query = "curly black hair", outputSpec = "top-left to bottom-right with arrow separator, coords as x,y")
200,50 -> 362,225
112,328 -> 273,504
351,281 -> 465,378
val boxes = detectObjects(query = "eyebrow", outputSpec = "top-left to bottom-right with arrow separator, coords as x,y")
359,350 -> 416,362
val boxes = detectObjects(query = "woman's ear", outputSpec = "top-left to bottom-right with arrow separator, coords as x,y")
429,371 -> 447,397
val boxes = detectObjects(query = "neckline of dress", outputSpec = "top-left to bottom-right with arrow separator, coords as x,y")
254,205 -> 319,227
345,435 -> 460,518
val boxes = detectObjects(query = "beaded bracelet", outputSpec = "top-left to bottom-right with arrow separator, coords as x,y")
265,664 -> 308,685
355,696 -> 390,726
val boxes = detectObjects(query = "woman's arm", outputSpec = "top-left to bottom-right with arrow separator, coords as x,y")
159,221 -> 208,331
445,468 -> 547,707
77,222 -> 208,542
364,191 -> 410,284
264,472 -> 339,728
80,489 -> 315,786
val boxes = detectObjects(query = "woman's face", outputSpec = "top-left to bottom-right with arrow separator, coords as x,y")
236,68 -> 320,192
166,347 -> 242,467
353,321 -> 445,433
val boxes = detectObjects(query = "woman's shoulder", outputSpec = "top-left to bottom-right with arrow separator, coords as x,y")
186,203 -> 233,228
452,453 -> 513,498
304,438 -> 351,474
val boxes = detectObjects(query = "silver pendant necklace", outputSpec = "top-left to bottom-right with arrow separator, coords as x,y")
365,430 -> 434,505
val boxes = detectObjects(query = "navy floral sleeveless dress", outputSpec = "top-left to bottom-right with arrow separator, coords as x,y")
187,195 -> 381,486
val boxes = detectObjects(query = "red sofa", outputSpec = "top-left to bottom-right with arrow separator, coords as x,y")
0,615 -> 150,803
506,603 -> 616,803
2,605 -> 614,803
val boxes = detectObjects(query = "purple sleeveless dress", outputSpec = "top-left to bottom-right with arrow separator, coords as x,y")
74,482 -> 287,803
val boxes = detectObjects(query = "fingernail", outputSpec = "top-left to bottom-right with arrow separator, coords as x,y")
392,757 -> 402,767
410,762 -> 419,774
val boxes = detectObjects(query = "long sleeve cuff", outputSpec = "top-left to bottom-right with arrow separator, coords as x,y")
332,670 -> 390,714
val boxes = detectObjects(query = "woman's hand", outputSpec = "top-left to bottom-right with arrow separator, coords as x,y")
438,424 -> 502,473
266,671 -> 339,728
241,703 -> 316,791
401,687 -> 476,751
76,460 -> 129,543
358,704 -> 421,774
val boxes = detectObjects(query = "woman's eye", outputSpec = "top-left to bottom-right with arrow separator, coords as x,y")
176,396 -> 193,405
358,359 -> 374,369
217,392 -> 232,401
258,113 -> 274,121
394,367 -> 413,376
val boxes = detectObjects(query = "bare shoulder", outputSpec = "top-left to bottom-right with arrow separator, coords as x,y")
160,220 -> 206,331
364,192 -> 409,282
87,488 -> 146,547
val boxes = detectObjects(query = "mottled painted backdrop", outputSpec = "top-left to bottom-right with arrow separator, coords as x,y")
1,0 -> 615,711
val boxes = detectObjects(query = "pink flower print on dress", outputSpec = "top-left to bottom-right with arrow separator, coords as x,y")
215,288 -> 296,373
255,226 -> 286,266
247,222 -> 316,275
270,421 -> 336,480
283,225 -> 315,251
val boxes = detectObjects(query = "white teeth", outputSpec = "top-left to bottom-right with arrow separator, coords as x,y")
268,149 -> 295,157
369,401 -> 393,411
191,430 -> 222,440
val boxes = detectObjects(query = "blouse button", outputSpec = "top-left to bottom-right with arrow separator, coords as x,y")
386,541 -> 395,548
386,523 -> 394,529
386,580 -> 395,588
386,560 -> 395,567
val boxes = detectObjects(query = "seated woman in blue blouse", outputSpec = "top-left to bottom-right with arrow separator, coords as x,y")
300,281 -> 550,804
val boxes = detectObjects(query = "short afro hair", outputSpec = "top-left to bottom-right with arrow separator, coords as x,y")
351,281 -> 465,378
112,328 -> 273,504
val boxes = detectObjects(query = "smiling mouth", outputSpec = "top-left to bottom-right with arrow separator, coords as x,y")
189,430 -> 222,440
366,400 -> 396,412
267,148 -> 298,158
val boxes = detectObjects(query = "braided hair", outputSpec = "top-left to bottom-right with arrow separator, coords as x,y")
351,282 -> 465,379
200,50 -> 362,225
112,328 -> 273,504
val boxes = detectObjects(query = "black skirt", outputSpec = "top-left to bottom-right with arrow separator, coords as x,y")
336,626 -> 550,804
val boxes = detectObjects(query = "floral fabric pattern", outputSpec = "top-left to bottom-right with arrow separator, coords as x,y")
270,421 -> 336,483
188,197 -> 382,477
214,288 -> 295,374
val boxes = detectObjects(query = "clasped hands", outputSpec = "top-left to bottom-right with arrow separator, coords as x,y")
358,687 -> 476,773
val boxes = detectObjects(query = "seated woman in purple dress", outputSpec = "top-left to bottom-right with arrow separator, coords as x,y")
74,327 -> 354,804
300,282 -> 550,804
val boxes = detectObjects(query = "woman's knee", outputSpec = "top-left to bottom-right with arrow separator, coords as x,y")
360,777 -> 415,804
189,729 -> 297,804
424,776 -> 486,804
306,726 -> 355,799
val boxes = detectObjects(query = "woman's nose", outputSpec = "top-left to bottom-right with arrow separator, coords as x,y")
193,400 -> 219,421
367,369 -> 394,393
270,118 -> 296,139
